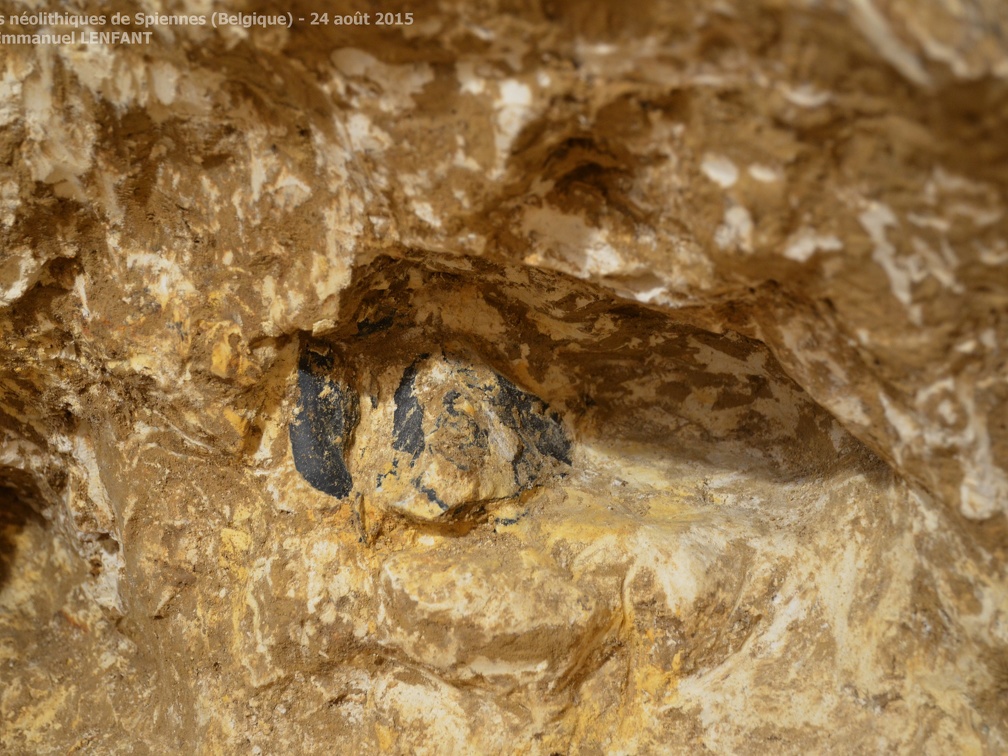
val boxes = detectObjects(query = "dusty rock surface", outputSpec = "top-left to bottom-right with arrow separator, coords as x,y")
1,0 -> 1007,752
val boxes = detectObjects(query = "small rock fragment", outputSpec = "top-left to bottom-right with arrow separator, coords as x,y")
378,354 -> 571,521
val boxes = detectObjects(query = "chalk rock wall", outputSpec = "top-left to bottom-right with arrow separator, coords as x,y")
1,0 -> 1006,753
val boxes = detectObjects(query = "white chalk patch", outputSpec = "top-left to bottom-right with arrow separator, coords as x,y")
958,392 -> 1008,520
783,229 -> 843,262
701,153 -> 739,188
493,80 -> 534,176
909,236 -> 961,291
150,61 -> 179,105
859,202 -> 922,323
0,68 -> 23,128
345,112 -> 391,152
0,248 -> 39,307
269,169 -> 312,210
748,164 -> 781,183
781,83 -> 832,108
850,0 -> 932,87
521,206 -> 623,276
715,206 -> 754,252
74,274 -> 91,319
879,393 -> 918,460
455,61 -> 485,95
412,200 -> 441,228
332,48 -> 432,113
978,240 -> 1008,266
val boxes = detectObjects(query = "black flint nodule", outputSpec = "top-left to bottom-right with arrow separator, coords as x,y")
290,350 -> 358,498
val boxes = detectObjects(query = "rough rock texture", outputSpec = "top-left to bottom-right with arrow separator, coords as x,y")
1,0 -> 1007,752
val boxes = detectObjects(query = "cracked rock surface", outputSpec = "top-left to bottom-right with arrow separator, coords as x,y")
1,0 -> 1007,752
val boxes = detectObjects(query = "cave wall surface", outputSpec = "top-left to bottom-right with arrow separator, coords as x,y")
1,0 -> 1007,752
